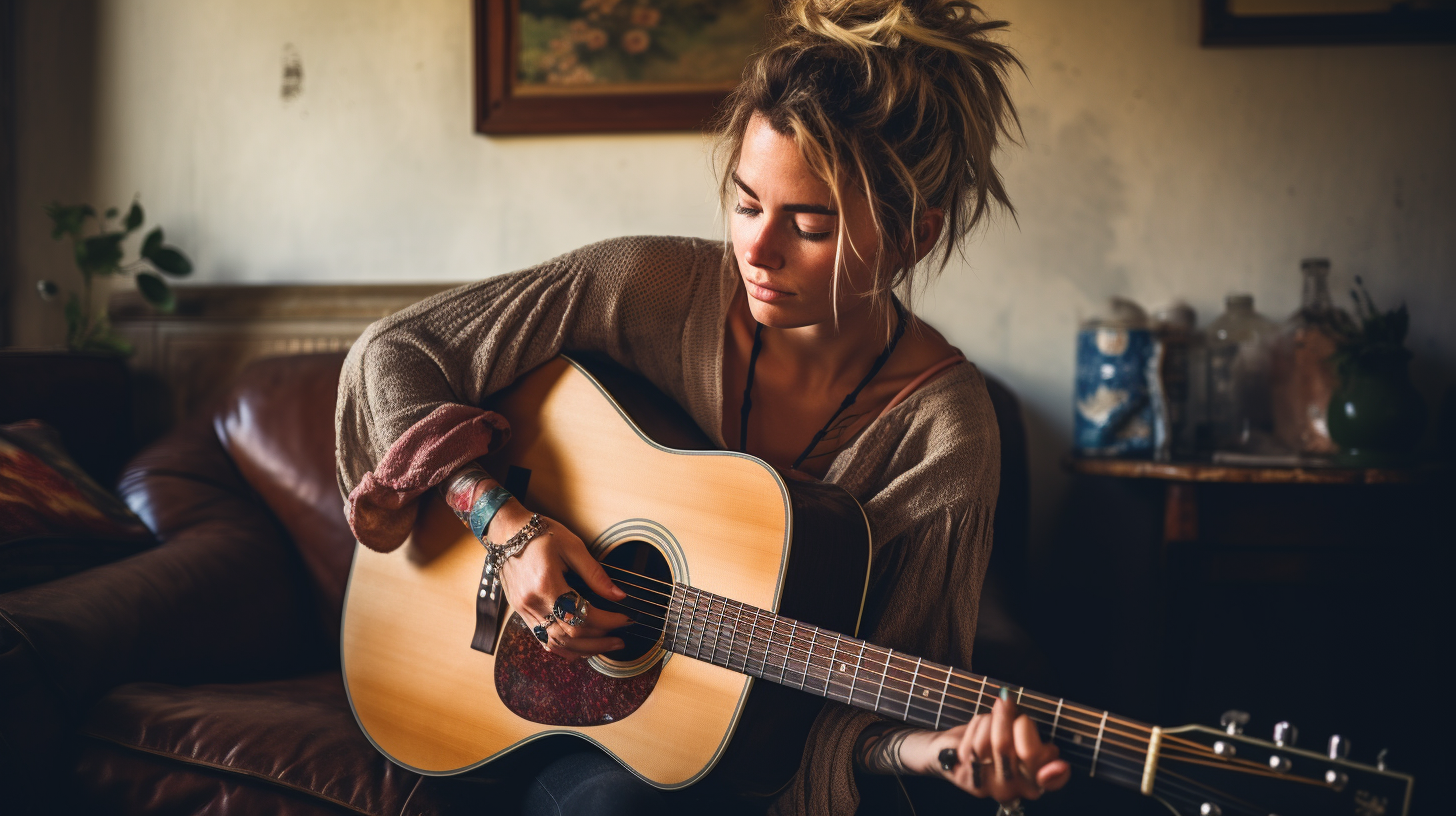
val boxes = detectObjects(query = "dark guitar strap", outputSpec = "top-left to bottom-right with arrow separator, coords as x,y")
471,556 -> 503,654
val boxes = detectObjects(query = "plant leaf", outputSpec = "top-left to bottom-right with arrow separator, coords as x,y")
79,233 -> 126,275
150,246 -> 193,277
141,227 -> 164,258
46,202 -> 94,240
124,201 -> 144,232
135,271 -> 176,312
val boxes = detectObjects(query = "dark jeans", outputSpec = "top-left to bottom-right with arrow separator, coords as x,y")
458,736 -> 766,816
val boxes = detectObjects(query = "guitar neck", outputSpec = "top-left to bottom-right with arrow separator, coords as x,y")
664,583 -> 1157,794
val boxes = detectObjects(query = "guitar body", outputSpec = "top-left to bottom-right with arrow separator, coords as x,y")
341,355 -> 872,792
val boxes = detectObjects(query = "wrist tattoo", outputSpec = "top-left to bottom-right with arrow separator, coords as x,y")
855,724 -> 916,776
441,465 -> 494,519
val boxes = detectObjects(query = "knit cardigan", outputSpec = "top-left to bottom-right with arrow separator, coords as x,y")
334,235 -> 1000,815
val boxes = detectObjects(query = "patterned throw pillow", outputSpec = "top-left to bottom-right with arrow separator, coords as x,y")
0,420 -> 156,594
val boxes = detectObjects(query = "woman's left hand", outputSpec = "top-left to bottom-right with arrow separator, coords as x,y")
900,693 -> 1071,804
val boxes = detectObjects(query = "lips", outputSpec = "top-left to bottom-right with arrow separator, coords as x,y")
745,279 -> 793,302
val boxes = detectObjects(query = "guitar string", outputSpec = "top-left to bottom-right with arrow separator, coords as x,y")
595,566 -> 1286,778
600,564 -> 1163,738
601,577 -> 1276,778
599,572 -> 1170,755
597,567 -> 1163,745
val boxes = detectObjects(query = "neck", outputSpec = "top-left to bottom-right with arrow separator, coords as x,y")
741,286 -> 898,389
664,582 -> 1158,796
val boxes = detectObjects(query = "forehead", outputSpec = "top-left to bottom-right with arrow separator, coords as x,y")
736,113 -> 832,200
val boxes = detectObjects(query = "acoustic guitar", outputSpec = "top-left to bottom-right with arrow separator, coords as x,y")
341,355 -> 1414,816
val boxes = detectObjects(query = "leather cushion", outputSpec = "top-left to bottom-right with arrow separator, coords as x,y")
212,353 -> 356,637
77,673 -> 444,816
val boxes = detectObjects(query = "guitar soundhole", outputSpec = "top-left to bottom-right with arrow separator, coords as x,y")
494,539 -> 671,727
580,539 -> 671,664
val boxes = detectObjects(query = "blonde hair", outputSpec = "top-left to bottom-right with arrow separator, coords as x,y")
714,0 -> 1022,319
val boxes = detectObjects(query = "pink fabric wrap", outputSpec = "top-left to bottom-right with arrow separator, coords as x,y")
345,404 -> 511,552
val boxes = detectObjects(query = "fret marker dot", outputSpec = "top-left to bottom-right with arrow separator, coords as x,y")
1073,734 -> 1084,745
840,663 -> 848,672
922,690 -> 930,697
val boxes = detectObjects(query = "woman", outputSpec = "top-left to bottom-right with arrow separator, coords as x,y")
336,1 -> 1070,813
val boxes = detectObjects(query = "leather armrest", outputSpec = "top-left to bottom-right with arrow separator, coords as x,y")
0,412 -> 329,710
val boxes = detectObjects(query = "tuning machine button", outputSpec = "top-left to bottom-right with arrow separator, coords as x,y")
1199,804 -> 1222,816
1377,748 -> 1389,771
1327,734 -> 1351,760
1273,721 -> 1298,747
1269,754 -> 1292,773
1212,740 -> 1236,758
1325,769 -> 1349,791
1219,710 -> 1249,736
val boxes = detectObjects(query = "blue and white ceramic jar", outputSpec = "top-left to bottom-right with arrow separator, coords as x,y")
1075,298 -> 1156,458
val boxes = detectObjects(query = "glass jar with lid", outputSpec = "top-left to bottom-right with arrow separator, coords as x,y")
1202,294 -> 1278,451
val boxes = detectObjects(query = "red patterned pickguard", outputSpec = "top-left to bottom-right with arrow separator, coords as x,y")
494,613 -> 662,726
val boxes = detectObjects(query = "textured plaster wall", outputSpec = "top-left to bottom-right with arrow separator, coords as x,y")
13,0 -> 1456,562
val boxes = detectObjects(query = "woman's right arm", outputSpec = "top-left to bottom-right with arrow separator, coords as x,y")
335,236 -> 716,657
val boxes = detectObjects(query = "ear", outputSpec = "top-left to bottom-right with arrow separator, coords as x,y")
912,209 -> 945,264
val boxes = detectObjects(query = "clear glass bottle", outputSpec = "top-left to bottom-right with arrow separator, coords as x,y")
1203,294 -> 1278,451
1270,259 -> 1355,455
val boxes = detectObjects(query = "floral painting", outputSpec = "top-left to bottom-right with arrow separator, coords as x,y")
517,0 -> 773,94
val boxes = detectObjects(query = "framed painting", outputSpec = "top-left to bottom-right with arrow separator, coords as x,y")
1201,0 -> 1456,46
475,0 -> 776,135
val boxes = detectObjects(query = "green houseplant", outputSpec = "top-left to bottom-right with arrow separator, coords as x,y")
41,199 -> 193,353
1326,277 -> 1425,465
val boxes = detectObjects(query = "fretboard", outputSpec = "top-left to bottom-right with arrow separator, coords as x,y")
664,583 -> 1156,792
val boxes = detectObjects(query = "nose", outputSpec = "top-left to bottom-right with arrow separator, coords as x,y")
741,219 -> 784,272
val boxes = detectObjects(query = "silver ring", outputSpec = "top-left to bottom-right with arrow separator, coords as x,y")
996,799 -> 1025,816
554,591 -> 590,628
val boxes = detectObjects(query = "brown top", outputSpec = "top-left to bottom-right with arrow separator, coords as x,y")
334,235 -> 1000,815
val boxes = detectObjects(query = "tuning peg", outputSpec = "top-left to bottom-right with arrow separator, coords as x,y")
1273,721 -> 1298,747
1377,748 -> 1389,772
1219,710 -> 1249,736
1268,754 -> 1292,773
1327,734 -> 1351,760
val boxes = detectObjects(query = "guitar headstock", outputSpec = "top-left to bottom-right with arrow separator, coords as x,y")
1150,718 -> 1413,816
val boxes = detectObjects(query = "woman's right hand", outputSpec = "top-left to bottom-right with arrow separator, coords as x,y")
487,499 -> 633,660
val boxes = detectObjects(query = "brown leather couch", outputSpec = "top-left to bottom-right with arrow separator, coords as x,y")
0,351 -> 1037,815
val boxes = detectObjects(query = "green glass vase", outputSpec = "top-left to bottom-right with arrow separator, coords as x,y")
1326,357 -> 1425,466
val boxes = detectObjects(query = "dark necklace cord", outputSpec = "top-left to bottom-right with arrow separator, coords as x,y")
739,295 -> 909,470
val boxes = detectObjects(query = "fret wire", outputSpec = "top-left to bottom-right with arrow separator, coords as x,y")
691,587 -> 707,661
874,648 -> 892,713
907,657 -> 922,722
660,588 -> 1168,765
1052,698 -> 1064,743
934,664 -> 951,729
977,674 -> 989,716
726,598 -> 743,673
779,619 -> 792,685
1090,711 -> 1110,778
629,582 -> 1160,749
831,633 -> 846,703
708,593 -> 728,667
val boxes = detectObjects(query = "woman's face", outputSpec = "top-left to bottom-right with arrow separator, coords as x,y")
729,113 -> 884,330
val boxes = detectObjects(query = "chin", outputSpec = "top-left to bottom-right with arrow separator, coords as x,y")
745,294 -> 819,329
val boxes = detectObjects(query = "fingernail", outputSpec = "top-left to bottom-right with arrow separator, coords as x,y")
999,686 -> 1011,702
614,640 -> 625,650
1000,754 -> 1013,781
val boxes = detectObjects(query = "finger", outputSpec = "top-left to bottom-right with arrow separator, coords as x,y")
991,696 -> 1016,785
1013,712 -> 1047,775
1036,757 -> 1072,792
960,714 -> 990,792
560,533 -> 627,601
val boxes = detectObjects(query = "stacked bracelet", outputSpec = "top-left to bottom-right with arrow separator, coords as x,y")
469,486 -> 514,543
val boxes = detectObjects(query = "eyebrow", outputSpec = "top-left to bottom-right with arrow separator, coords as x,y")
733,173 -> 838,216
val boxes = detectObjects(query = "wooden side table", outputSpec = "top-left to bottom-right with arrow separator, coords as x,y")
1065,457 -> 1446,544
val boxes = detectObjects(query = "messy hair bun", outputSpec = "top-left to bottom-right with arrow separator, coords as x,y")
715,0 -> 1022,309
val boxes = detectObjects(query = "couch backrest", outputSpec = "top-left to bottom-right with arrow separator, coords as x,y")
213,352 -> 355,637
